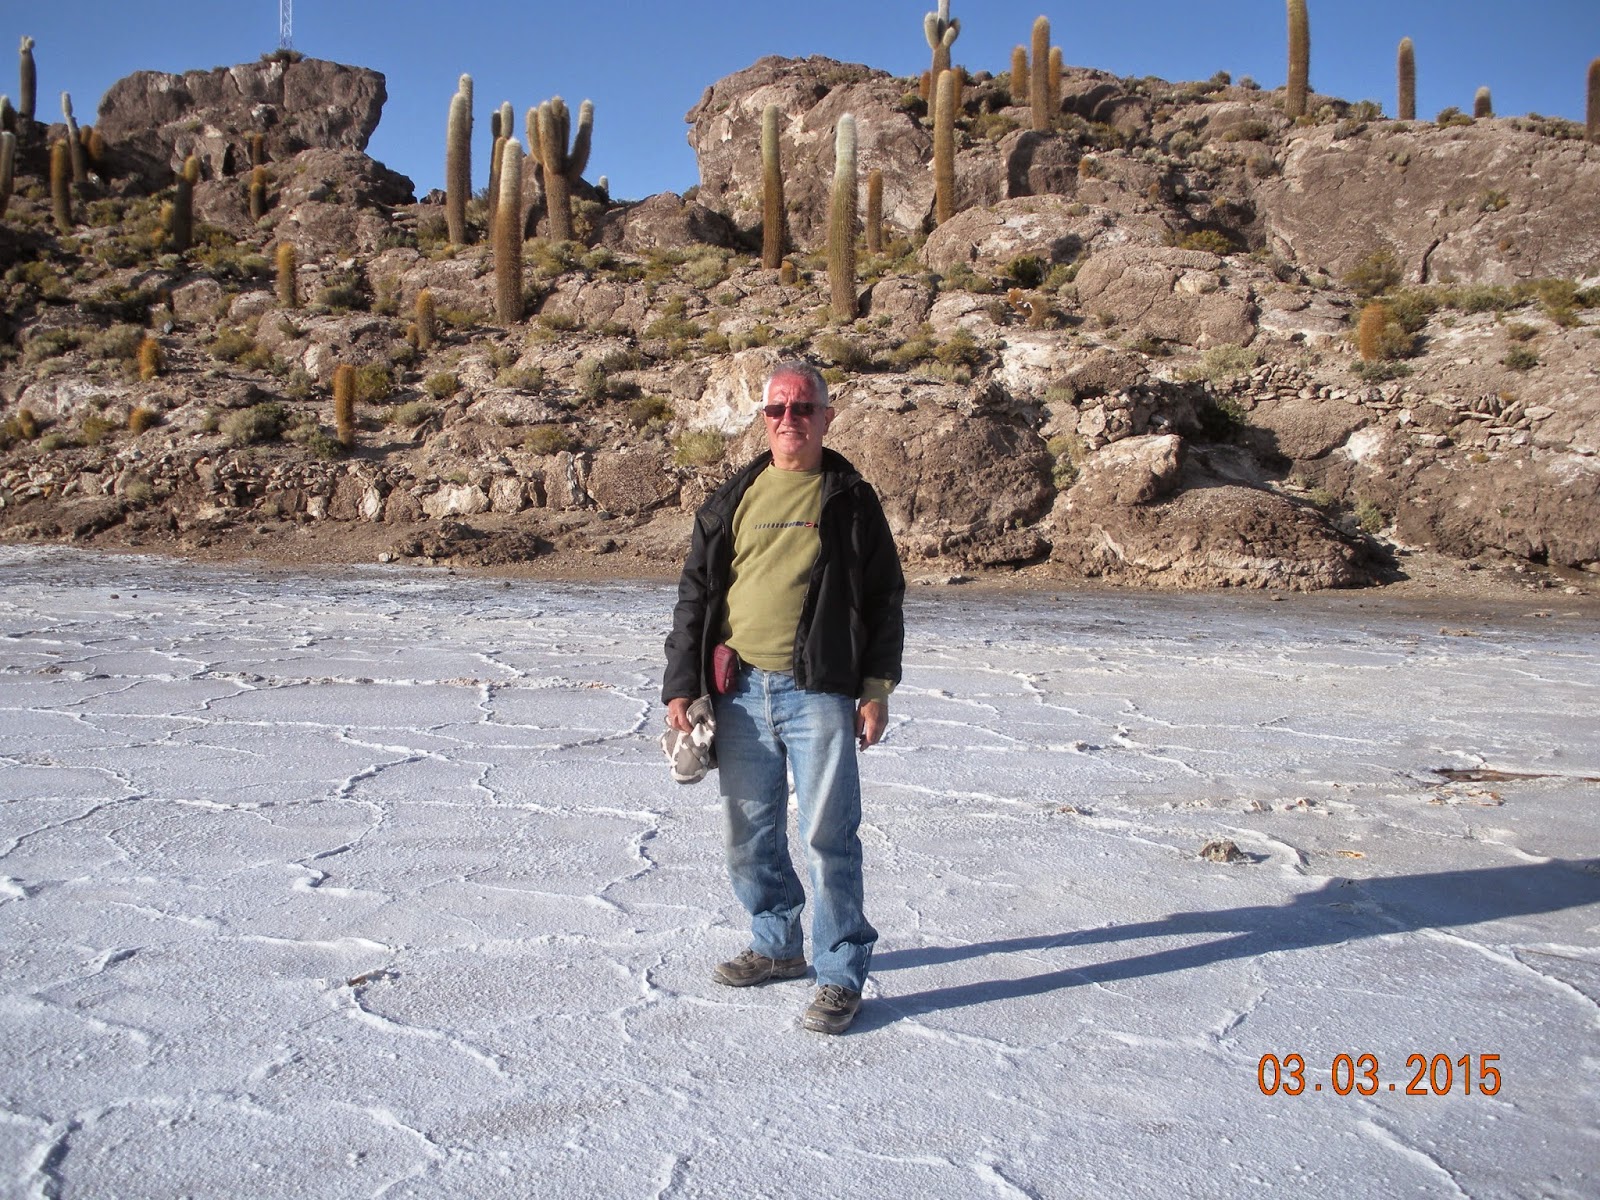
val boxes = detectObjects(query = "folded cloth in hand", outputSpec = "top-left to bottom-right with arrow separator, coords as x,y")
660,695 -> 716,784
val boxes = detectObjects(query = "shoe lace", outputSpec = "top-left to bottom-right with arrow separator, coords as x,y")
816,984 -> 851,1007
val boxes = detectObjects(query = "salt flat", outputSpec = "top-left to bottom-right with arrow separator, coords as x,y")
1,547 -> 1597,1199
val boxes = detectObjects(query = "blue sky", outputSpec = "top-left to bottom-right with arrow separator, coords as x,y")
6,2 -> 1597,201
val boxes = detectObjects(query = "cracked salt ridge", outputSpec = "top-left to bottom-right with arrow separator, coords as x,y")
1,549 -> 1598,1198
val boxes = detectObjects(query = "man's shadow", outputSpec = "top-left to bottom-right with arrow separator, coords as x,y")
858,859 -> 1600,1029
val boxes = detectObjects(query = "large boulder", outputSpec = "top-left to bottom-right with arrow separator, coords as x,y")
1074,245 -> 1258,349
827,398 -> 1054,562
595,193 -> 740,253
96,58 -> 392,187
1055,451 -> 1376,590
1255,122 -> 1600,285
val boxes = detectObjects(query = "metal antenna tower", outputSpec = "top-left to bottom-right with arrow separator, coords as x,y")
278,0 -> 293,51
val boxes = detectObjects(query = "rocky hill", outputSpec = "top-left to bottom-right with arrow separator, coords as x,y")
1,52 -> 1597,593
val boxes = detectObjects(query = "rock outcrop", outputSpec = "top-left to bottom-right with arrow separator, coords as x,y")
96,57 -> 391,187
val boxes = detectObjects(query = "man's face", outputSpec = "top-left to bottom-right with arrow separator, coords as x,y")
762,372 -> 832,472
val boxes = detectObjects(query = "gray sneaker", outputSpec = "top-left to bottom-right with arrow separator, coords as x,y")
802,984 -> 862,1034
712,949 -> 808,988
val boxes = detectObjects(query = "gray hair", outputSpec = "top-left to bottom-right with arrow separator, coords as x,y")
762,360 -> 830,408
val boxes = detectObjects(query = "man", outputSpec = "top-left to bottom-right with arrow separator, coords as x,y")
663,361 -> 904,1035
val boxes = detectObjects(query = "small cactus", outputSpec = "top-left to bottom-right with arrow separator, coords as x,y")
1029,16 -> 1052,133
276,242 -> 298,308
494,139 -> 524,324
865,168 -> 883,256
49,138 -> 71,232
827,115 -> 858,323
778,259 -> 798,286
1589,58 -> 1600,143
536,96 -> 593,242
250,132 -> 266,167
1285,0 -> 1310,120
1357,301 -> 1391,361
18,36 -> 35,123
445,87 -> 471,245
1010,46 -> 1028,101
333,364 -> 356,449
933,69 -> 957,225
85,126 -> 104,165
1397,38 -> 1416,121
249,165 -> 269,221
415,289 -> 437,351
61,93 -> 87,184
487,132 -> 506,235
1,95 -> 13,135
924,2 -> 960,82
760,103 -> 785,268
1473,86 -> 1492,119
137,336 -> 163,382
0,130 -> 14,218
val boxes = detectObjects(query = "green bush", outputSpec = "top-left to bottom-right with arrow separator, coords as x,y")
815,332 -> 873,371
1180,344 -> 1261,383
673,430 -> 727,467
1342,251 -> 1402,298
627,394 -> 674,430
209,327 -> 257,363
220,401 -> 287,447
524,424 -> 577,454
1502,346 -> 1539,371
385,401 -> 437,428
354,364 -> 394,403
424,372 -> 460,399
933,329 -> 983,370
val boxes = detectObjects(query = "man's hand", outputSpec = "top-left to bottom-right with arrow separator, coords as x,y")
856,699 -> 887,749
666,696 -> 693,733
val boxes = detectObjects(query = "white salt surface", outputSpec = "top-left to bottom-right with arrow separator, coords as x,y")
1,546 -> 1597,1198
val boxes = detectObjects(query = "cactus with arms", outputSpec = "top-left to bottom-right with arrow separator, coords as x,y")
924,2 -> 960,81
536,96 -> 592,242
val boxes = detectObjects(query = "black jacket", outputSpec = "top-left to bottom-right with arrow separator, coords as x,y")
663,448 -> 905,703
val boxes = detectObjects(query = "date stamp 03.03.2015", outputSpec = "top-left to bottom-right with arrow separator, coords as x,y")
1257,1053 -> 1501,1097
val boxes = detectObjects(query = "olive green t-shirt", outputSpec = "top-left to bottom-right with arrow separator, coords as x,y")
719,464 -> 893,704
722,464 -> 822,671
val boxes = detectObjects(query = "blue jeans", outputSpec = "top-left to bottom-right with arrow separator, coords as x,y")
713,667 -> 876,992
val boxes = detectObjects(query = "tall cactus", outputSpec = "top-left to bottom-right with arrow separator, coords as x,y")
1048,46 -> 1063,111
333,364 -> 356,450
1397,38 -> 1416,121
0,131 -> 15,218
1588,58 -> 1600,143
828,115 -> 858,323
933,69 -> 956,226
61,93 -> 87,184
865,168 -> 883,256
18,36 -> 35,123
924,2 -> 960,81
1029,16 -> 1052,132
760,103 -> 785,268
1,95 -> 14,135
415,288 -> 437,352
445,86 -> 471,245
1010,46 -> 1028,102
536,96 -> 592,243
248,165 -> 268,221
494,139 -> 524,325
170,156 -> 197,252
1286,0 -> 1310,119
276,242 -> 298,309
1473,87 -> 1492,119
49,138 -> 70,232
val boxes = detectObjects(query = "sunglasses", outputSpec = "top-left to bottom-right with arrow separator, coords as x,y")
762,402 -> 822,419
